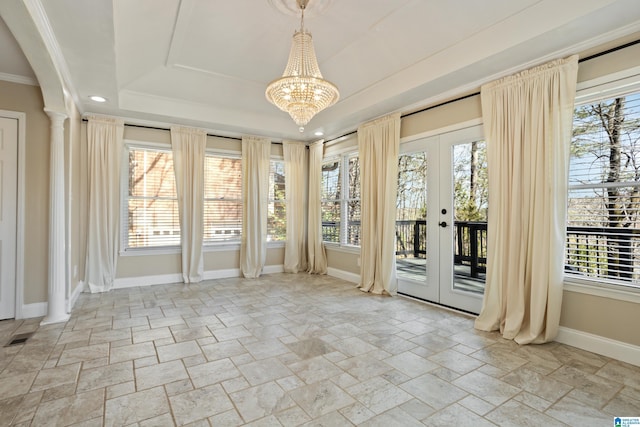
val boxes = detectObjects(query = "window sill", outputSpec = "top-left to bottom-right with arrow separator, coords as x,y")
204,242 -> 241,252
120,246 -> 181,257
323,242 -> 361,254
563,276 -> 640,304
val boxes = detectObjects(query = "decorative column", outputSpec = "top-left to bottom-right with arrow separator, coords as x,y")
41,109 -> 70,325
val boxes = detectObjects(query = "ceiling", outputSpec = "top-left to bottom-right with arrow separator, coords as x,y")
1,0 -> 640,142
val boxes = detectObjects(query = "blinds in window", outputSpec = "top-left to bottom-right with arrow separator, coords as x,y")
204,155 -> 242,243
566,92 -> 640,287
126,148 -> 180,248
268,160 -> 286,241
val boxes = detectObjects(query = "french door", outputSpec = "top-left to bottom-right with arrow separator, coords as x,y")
396,125 -> 486,314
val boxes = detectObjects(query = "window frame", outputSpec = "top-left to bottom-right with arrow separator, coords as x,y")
267,158 -> 287,243
564,71 -> 640,301
203,150 -> 243,248
321,151 -> 361,249
120,141 -> 181,256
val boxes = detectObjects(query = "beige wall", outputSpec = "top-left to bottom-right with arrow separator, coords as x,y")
0,80 -> 50,305
325,39 -> 640,347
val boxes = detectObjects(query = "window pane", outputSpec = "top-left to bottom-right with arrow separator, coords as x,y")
126,148 -> 179,248
204,156 -> 242,244
322,160 -> 341,242
268,160 -> 286,241
567,93 -> 640,287
321,201 -> 340,243
347,156 -> 361,245
321,160 -> 341,200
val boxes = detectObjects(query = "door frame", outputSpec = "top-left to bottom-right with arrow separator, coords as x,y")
1,110 -> 26,319
397,119 -> 485,313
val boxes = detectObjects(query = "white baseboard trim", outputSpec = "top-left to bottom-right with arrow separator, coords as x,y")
327,267 -> 360,284
556,326 -> 640,367
114,273 -> 184,289
21,302 -> 47,319
113,266 -> 287,289
263,264 -> 284,275
203,268 -> 241,280
68,281 -> 84,311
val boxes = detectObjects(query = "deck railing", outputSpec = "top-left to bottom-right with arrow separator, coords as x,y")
322,220 -> 640,284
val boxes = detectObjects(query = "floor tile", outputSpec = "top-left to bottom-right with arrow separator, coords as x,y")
2,273 -> 635,427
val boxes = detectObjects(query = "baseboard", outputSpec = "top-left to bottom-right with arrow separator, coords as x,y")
114,273 -> 184,289
68,281 -> 84,311
556,326 -> 640,367
203,268 -> 241,280
263,264 -> 284,275
327,267 -> 360,284
21,302 -> 47,319
113,266 -> 285,288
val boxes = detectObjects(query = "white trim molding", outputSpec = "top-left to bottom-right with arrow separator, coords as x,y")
0,110 -> 26,320
0,72 -> 38,86
263,265 -> 284,275
327,267 -> 360,284
203,269 -> 241,280
114,274 -> 183,289
21,302 -> 47,319
556,326 -> 640,368
68,281 -> 84,311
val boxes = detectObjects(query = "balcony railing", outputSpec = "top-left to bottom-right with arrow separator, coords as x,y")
321,220 -> 640,285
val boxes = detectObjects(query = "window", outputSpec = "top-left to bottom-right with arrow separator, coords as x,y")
268,160 -> 286,241
321,154 -> 361,245
566,90 -> 640,288
124,146 -> 180,249
321,159 -> 341,243
204,155 -> 242,244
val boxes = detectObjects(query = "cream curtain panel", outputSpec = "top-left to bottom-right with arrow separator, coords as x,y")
85,116 -> 124,293
283,141 -> 308,273
358,113 -> 401,295
241,136 -> 271,278
307,140 -> 327,274
171,126 -> 206,283
475,55 -> 579,344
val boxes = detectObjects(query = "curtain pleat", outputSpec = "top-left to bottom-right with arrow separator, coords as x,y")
475,55 -> 579,344
241,136 -> 271,278
307,140 -> 328,274
358,113 -> 401,295
171,126 -> 206,283
283,141 -> 308,273
85,116 -> 124,293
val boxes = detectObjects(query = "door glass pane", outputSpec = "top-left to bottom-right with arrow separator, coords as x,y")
396,152 -> 427,281
452,141 -> 488,293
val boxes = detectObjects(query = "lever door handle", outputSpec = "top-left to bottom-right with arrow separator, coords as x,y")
438,221 -> 448,228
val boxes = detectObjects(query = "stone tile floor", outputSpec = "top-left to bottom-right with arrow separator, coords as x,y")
0,273 -> 638,426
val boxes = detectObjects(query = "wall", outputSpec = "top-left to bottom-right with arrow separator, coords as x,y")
324,39 -> 640,349
0,80 -> 49,305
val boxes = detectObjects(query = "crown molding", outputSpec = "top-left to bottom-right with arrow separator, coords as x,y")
0,72 -> 38,86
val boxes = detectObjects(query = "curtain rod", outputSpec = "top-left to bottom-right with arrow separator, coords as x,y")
324,38 -> 640,145
80,119 -> 285,145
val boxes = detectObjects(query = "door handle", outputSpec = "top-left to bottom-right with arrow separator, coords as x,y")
439,221 -> 448,228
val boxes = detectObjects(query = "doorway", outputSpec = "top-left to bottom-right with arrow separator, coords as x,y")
396,125 -> 486,314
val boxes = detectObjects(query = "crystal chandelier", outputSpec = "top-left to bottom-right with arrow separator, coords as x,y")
265,0 -> 339,132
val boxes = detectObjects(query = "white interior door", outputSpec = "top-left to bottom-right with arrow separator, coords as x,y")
0,117 -> 18,320
397,125 -> 486,314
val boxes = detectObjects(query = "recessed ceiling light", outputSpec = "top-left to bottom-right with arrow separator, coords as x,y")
89,95 -> 107,103
314,131 -> 324,136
